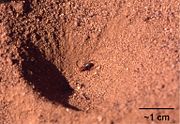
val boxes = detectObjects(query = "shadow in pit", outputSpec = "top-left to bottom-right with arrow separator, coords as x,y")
0,0 -> 11,3
19,42 -> 80,111
0,0 -> 32,15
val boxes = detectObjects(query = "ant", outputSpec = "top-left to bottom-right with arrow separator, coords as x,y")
79,61 -> 95,72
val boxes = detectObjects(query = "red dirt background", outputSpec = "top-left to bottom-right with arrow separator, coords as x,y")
0,0 -> 179,124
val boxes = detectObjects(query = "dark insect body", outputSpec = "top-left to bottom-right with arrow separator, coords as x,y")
80,62 -> 94,72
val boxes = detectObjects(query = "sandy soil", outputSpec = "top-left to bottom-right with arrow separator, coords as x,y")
0,0 -> 179,124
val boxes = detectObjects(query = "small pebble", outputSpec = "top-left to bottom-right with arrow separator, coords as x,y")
66,108 -> 69,112
97,115 -> 103,122
77,85 -> 81,90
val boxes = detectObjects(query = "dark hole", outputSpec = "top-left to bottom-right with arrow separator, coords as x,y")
161,85 -> 165,89
144,16 -> 151,22
11,59 -> 19,65
23,0 -> 32,15
18,42 -> 80,111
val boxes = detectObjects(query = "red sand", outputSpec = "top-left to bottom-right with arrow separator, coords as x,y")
0,0 -> 179,123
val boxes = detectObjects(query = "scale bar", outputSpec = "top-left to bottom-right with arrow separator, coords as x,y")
139,108 -> 175,110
